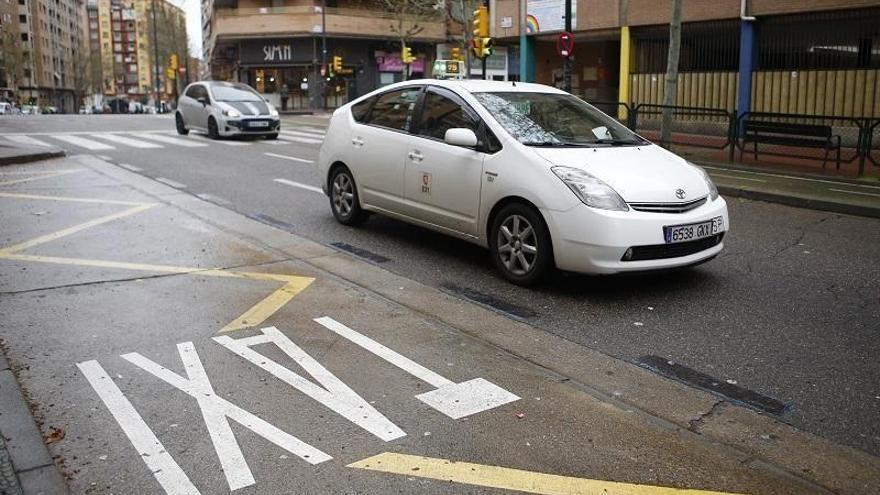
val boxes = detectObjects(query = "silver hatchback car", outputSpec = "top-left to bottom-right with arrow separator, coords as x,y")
176,81 -> 281,139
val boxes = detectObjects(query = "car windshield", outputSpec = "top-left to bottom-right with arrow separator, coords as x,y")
211,86 -> 263,102
472,91 -> 646,147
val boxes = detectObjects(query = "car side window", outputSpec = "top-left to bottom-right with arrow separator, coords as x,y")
366,88 -> 421,132
415,90 -> 479,141
351,96 -> 375,123
185,85 -> 199,99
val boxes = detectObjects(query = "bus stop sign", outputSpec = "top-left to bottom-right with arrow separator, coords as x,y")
557,32 -> 575,58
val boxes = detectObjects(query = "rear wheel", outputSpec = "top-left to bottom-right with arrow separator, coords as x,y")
175,113 -> 188,135
489,203 -> 553,286
329,166 -> 366,226
207,117 -> 220,139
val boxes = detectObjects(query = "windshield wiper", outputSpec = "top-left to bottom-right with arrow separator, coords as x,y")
522,141 -> 586,147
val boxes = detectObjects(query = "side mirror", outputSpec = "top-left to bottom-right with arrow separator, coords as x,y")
444,128 -> 478,148
197,97 -> 207,106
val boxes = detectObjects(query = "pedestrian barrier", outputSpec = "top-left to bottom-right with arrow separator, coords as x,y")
630,103 -> 735,151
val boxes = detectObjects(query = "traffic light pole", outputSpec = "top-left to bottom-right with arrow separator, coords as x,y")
563,0 -> 572,92
321,0 -> 327,110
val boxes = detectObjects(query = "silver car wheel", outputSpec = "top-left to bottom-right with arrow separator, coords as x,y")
497,214 -> 537,276
332,173 -> 354,217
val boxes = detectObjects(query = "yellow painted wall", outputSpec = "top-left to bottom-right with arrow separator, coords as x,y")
629,72 -> 738,112
752,69 -> 880,118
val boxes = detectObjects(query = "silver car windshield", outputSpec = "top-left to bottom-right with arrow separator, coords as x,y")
472,91 -> 646,147
211,86 -> 263,102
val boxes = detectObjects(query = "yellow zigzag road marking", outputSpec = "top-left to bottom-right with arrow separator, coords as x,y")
348,453 -> 747,495
0,183 -> 314,332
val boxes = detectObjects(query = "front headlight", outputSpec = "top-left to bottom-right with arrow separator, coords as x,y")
222,108 -> 241,118
551,166 -> 629,211
690,163 -> 719,201
269,107 -> 279,117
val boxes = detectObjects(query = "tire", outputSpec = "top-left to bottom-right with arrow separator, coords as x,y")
207,117 -> 220,139
265,133 -> 279,140
175,113 -> 188,135
329,166 -> 366,226
489,203 -> 553,286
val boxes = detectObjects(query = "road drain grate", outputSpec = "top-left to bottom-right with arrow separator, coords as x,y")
441,284 -> 537,320
636,355 -> 788,415
248,213 -> 296,233
330,242 -> 390,263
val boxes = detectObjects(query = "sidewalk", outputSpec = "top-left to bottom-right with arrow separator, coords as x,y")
0,142 -> 65,167
1,156 -> 879,494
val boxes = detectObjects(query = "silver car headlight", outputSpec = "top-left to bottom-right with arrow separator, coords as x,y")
551,166 -> 629,211
690,162 -> 719,201
269,107 -> 279,117
222,108 -> 241,118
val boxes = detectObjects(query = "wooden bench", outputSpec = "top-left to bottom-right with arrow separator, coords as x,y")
742,121 -> 842,169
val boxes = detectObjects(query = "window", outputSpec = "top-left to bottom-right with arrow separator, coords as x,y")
351,97 -> 375,123
366,88 -> 421,132
20,32 -> 27,41
19,14 -> 26,23
415,89 -> 479,141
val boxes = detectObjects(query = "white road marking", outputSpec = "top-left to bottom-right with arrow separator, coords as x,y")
1,129 -> 171,136
279,132 -> 323,144
138,133 -> 208,147
215,327 -> 406,441
117,163 -> 143,172
92,133 -> 163,149
51,134 -> 115,150
273,178 -> 324,194
710,173 -> 767,183
282,130 -> 326,140
265,152 -> 314,164
77,360 -> 201,495
213,139 -> 251,146
5,135 -> 53,147
829,188 -> 880,198
289,126 -> 327,135
313,317 -> 520,419
122,343 -> 332,491
155,177 -> 187,188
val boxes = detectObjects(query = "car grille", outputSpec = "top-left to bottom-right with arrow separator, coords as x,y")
622,233 -> 724,262
628,197 -> 707,213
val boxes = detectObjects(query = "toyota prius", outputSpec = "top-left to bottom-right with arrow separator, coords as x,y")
317,80 -> 728,285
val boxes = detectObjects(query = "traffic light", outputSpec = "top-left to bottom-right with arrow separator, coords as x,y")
331,55 -> 343,73
401,45 -> 414,64
471,37 -> 493,59
450,46 -> 462,61
472,5 -> 488,38
169,53 -> 179,70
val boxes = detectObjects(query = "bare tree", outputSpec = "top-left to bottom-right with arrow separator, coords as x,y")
660,0 -> 683,146
375,0 -> 442,74
447,0 -> 481,74
0,23 -> 25,100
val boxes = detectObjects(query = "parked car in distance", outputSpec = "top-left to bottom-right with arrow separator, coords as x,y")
175,81 -> 280,139
20,105 -> 38,115
0,102 -> 12,114
317,80 -> 729,285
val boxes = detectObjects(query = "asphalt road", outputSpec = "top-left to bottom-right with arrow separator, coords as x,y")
3,113 -> 879,460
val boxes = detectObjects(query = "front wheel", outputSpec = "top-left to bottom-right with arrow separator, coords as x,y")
329,167 -> 366,226
489,203 -> 553,286
175,113 -> 188,135
207,117 -> 220,139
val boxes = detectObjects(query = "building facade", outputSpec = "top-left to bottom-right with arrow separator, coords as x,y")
87,0 -> 188,105
490,0 -> 880,120
202,0 -> 448,110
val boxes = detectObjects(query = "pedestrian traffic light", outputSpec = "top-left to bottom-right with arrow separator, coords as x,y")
332,55 -> 343,73
401,45 -> 414,64
471,37 -> 493,59
472,5 -> 488,38
450,46 -> 462,61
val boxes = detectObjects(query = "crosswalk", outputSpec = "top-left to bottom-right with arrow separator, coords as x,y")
2,127 -> 326,152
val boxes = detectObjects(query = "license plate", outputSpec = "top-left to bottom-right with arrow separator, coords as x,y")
664,217 -> 723,244
249,121 -> 269,128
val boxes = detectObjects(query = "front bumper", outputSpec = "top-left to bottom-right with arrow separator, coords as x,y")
219,117 -> 280,136
543,196 -> 729,275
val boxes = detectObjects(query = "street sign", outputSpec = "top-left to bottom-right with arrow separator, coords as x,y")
557,31 -> 575,58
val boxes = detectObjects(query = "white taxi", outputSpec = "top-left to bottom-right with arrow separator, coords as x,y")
317,80 -> 728,285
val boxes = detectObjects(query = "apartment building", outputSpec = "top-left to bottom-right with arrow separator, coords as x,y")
202,0 -> 447,110
490,0 -> 880,120
86,0 -> 186,103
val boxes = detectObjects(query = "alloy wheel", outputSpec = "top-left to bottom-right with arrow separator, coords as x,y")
332,172 -> 355,218
496,214 -> 538,276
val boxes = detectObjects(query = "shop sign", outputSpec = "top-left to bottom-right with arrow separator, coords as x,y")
263,44 -> 293,62
376,52 -> 425,73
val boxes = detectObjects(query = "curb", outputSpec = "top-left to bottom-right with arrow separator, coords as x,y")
0,352 -> 68,495
0,150 -> 66,167
717,185 -> 880,219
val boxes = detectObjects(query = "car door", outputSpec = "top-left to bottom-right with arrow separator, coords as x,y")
192,85 -> 211,130
350,86 -> 422,212
180,84 -> 199,127
404,86 -> 487,236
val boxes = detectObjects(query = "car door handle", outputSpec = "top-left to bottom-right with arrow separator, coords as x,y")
408,151 -> 423,162
351,137 -> 364,147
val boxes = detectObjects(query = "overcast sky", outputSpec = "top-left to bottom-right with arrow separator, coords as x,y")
169,0 -> 203,58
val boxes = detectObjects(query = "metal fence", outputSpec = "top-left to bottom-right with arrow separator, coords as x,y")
586,99 -> 880,175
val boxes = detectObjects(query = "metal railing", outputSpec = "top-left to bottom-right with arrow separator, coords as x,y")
585,99 -> 879,175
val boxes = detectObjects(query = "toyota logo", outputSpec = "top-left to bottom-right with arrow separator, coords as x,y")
675,189 -> 686,200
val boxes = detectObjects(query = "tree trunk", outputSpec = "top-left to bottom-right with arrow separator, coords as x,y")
660,0 -> 682,147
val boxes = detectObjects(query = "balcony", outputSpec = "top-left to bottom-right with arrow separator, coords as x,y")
211,6 -> 446,44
